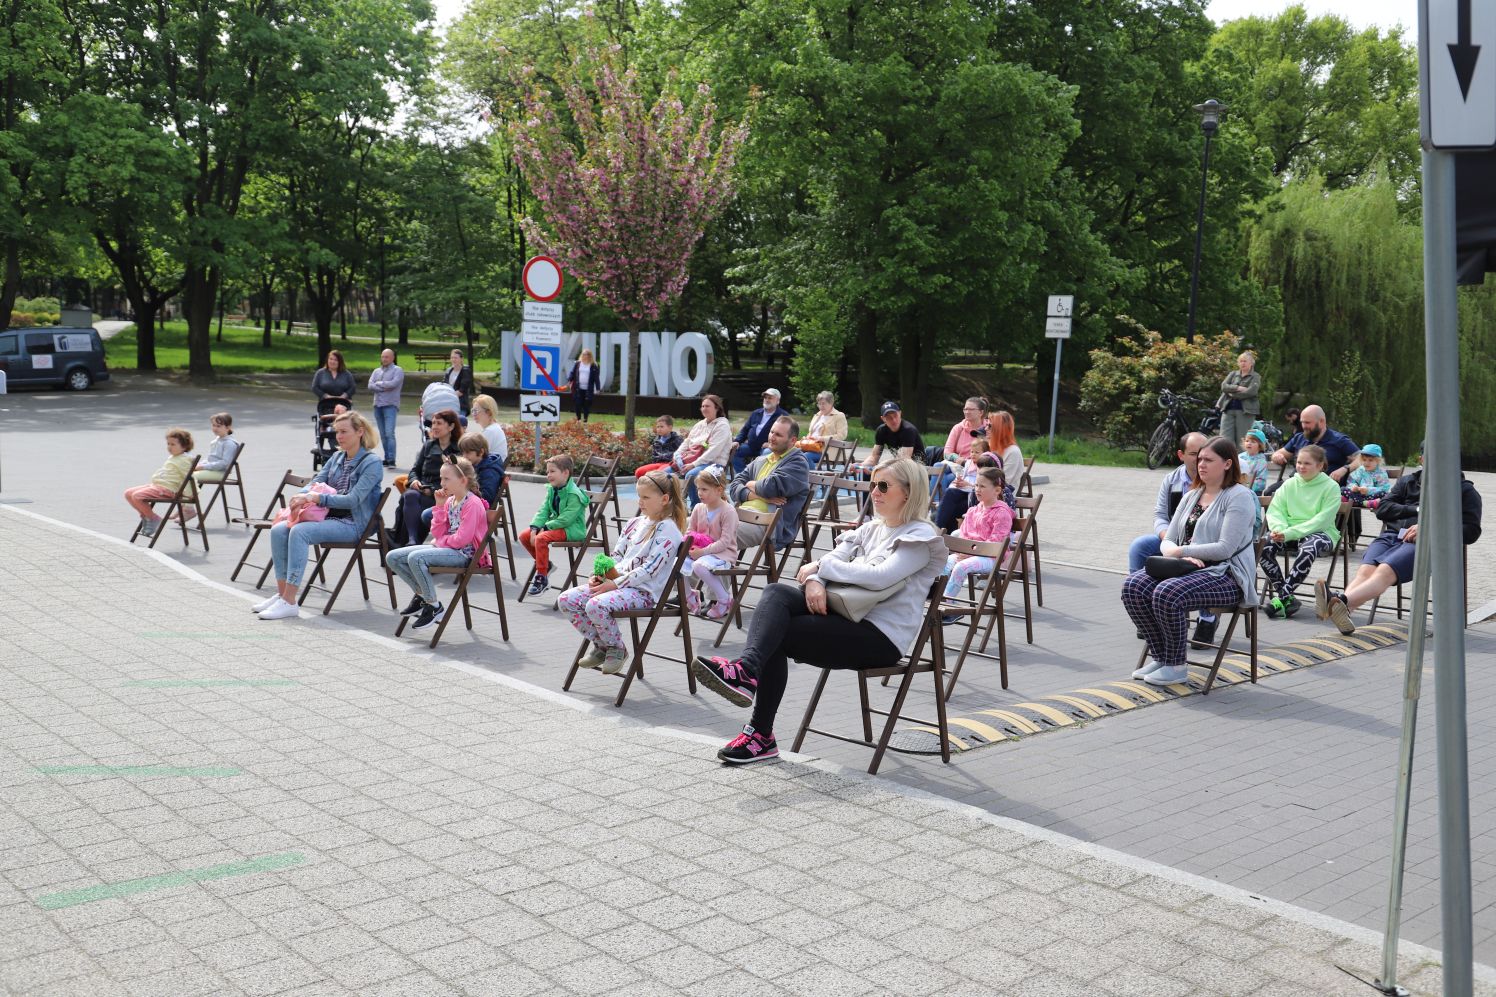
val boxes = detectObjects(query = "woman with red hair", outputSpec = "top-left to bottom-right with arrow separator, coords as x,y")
987,410 -> 1024,488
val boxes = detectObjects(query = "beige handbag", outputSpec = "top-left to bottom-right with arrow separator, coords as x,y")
819,579 -> 906,623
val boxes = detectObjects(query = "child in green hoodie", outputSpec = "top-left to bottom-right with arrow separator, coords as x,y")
521,454 -> 591,596
1260,444 -> 1342,617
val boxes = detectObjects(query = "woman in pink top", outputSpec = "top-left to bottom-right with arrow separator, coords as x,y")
942,468 -> 1013,602
942,396 -> 992,465
387,458 -> 491,632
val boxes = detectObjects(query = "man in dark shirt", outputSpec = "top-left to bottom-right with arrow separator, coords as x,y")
854,401 -> 922,475
1270,404 -> 1358,484
732,388 -> 783,475
1315,450 -> 1482,634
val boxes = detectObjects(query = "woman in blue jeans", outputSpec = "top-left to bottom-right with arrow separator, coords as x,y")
254,411 -> 384,620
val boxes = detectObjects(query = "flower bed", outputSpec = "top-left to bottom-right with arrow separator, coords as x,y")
501,420 -> 653,475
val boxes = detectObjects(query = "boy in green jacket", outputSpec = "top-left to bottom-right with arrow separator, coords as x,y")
521,454 -> 591,596
1260,444 -> 1342,618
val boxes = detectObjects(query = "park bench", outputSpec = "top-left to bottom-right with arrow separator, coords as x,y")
413,352 -> 448,371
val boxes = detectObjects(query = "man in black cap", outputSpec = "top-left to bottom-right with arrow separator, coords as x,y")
1315,443 -> 1482,634
853,401 -> 922,476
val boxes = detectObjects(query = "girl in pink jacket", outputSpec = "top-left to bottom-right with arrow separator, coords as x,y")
943,468 -> 1014,599
388,458 -> 491,632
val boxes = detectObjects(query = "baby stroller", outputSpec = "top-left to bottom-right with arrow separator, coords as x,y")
418,381 -> 467,442
311,395 -> 352,470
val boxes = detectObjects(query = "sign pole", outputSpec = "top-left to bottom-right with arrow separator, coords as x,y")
1047,338 -> 1062,456
1413,1 -> 1474,991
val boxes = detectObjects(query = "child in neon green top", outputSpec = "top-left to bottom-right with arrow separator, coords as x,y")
521,454 -> 591,596
1260,444 -> 1342,617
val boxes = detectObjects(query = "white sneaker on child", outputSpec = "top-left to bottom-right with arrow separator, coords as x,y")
600,648 -> 629,675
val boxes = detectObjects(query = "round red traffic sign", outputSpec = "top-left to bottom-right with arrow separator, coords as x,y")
522,256 -> 563,302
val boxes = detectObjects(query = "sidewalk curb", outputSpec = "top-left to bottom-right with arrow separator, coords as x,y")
8,500 -> 1493,986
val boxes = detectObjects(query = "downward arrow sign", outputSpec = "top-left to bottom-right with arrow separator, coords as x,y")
1449,0 -> 1482,101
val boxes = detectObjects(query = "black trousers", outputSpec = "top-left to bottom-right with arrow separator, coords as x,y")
741,583 -> 900,733
574,392 -> 594,422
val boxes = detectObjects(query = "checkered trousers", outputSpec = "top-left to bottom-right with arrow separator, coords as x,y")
1121,569 -> 1243,669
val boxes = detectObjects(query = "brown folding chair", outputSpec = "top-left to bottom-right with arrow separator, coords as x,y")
792,576 -> 953,775
485,489 -> 518,581
231,470 -> 315,587
518,481 -> 613,602
563,539 -> 696,707
819,438 -> 856,477
940,517 -> 1037,696
775,470 -> 839,575
579,453 -> 623,546
296,488 -> 397,615
197,443 -> 249,525
129,456 -> 208,552
1017,456 -> 1036,498
925,463 -> 947,503
803,477 -> 874,569
1012,494 -> 1044,607
498,476 -> 520,545
395,508 -> 510,648
1133,597 -> 1259,695
711,506 -> 783,648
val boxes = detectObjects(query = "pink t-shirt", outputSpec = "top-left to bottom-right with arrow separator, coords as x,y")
943,422 -> 987,464
957,500 -> 1013,546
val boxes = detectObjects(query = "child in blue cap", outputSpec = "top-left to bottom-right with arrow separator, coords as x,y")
1239,427 -> 1270,496
1344,443 -> 1391,508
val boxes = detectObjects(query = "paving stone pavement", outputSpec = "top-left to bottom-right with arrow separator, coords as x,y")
2,507 -> 1492,997
5,377 -> 1496,991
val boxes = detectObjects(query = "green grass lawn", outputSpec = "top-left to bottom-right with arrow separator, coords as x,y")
106,322 -> 479,373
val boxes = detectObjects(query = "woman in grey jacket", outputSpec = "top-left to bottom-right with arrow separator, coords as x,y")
1122,436 -> 1259,687
691,458 -> 947,764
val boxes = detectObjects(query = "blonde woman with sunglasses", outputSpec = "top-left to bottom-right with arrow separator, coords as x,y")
692,458 -> 945,764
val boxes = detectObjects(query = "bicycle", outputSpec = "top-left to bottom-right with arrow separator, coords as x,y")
1145,389 -> 1221,469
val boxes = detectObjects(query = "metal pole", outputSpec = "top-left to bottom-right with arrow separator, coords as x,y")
1185,132 -> 1213,344
1422,143 -> 1473,997
1047,338 -> 1063,455
534,421 -> 542,470
1374,524 -> 1433,997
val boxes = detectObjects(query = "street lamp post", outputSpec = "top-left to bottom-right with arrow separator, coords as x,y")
1185,99 -> 1226,344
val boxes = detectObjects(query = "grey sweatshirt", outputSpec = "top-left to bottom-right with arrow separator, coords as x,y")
1164,484 -> 1260,602
813,519 -> 947,654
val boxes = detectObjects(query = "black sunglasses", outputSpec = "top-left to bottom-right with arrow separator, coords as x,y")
872,480 -> 893,493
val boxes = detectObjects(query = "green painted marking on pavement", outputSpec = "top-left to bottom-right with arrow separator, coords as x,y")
35,765 -> 242,778
123,678 -> 298,688
35,853 -> 305,910
139,631 -> 278,641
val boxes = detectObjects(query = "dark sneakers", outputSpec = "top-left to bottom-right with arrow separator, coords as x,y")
527,573 -> 549,597
691,655 -> 758,708
1190,617 -> 1218,649
412,603 -> 443,631
399,595 -> 425,617
718,725 -> 778,764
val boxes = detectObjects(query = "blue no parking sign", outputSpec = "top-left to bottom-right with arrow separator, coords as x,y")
519,343 -> 562,392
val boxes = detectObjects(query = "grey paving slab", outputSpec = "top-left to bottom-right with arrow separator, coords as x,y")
3,377 -> 1496,992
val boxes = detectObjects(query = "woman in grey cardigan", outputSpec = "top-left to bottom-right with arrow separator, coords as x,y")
1123,436 -> 1259,687
1216,351 -> 1261,447
691,458 -> 947,764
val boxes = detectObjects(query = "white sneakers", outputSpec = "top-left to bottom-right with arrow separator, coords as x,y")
1144,664 -> 1189,686
257,597 -> 300,620
251,593 -> 281,613
1131,658 -> 1165,680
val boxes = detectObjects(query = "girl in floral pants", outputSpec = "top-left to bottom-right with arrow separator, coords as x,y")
560,471 -> 687,675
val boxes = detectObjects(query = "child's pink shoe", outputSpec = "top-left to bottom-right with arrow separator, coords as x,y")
705,601 -> 732,622
685,589 -> 703,615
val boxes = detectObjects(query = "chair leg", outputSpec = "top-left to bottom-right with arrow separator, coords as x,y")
501,530 -> 516,581
320,550 -> 361,615
931,626 -> 951,763
996,608 -> 1009,689
614,619 -> 645,708
678,581 -> 697,695
869,665 -> 919,775
792,669 -> 833,753
1031,523 -> 1044,607
1248,609 -> 1258,683
562,638 -> 590,691
298,549 -> 331,606
518,562 -> 538,603
1201,608 -> 1241,695
1135,643 -> 1148,670
857,674 -> 873,742
1021,566 -> 1034,644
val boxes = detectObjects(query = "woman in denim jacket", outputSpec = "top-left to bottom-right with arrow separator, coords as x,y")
255,411 -> 384,620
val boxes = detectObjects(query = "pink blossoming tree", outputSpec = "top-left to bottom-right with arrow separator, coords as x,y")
509,47 -> 750,438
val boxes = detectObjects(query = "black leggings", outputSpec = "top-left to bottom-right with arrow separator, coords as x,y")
574,393 -> 593,422
742,583 -> 901,733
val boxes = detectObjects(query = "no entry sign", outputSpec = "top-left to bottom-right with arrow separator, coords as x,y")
522,256 -> 563,302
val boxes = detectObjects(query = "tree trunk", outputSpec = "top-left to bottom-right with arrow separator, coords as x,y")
624,322 -> 641,439
339,297 -> 348,340
284,282 -> 298,336
261,277 -> 274,348
898,318 -> 936,431
463,300 -> 475,361
183,266 -> 217,381
397,305 -> 410,348
854,304 -> 881,427
727,323 -> 742,370
216,287 -> 226,343
0,237 -> 20,328
133,303 -> 160,372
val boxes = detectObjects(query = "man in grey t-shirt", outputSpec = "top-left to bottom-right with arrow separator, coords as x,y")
368,349 -> 405,467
